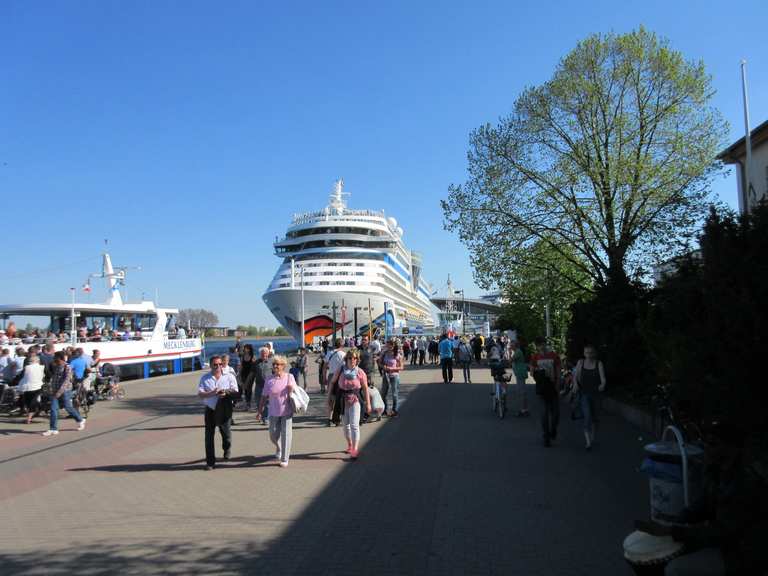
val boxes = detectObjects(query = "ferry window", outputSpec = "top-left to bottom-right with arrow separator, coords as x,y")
319,281 -> 330,285
346,281 -> 355,285
356,263 -> 365,266
355,272 -> 364,276
323,271 -> 334,276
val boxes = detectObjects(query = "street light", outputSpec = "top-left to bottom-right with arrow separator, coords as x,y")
292,257 -> 306,347
353,306 -> 363,340
321,301 -> 338,338
454,289 -> 465,335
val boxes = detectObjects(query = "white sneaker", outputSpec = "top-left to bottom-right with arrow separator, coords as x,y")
279,461 -> 288,468
78,419 -> 87,431
275,448 -> 282,461
42,430 -> 59,437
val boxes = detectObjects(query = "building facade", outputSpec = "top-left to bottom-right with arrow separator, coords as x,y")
718,119 -> 768,214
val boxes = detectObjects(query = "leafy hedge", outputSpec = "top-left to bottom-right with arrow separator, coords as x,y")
567,203 -> 768,441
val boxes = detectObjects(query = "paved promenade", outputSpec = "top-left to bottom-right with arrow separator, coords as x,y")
0,359 -> 648,575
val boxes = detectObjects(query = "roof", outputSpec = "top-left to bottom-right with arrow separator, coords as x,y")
430,297 -> 502,313
718,118 -> 768,163
0,303 -> 178,316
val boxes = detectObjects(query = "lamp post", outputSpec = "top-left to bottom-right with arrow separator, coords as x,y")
353,306 -> 363,340
70,287 -> 76,345
454,289 -> 465,335
322,302 -> 338,338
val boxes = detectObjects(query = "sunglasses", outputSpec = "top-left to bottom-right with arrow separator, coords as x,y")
212,363 -> 223,367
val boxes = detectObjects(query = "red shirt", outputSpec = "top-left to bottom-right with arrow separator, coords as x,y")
530,351 -> 561,387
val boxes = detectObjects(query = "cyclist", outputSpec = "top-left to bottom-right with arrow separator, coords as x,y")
488,337 -> 508,404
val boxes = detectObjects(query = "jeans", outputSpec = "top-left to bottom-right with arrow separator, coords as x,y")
204,407 -> 232,467
341,401 -> 361,447
460,361 -> 471,383
515,373 -> 528,412
269,415 -> 293,464
49,390 -> 82,430
418,350 -> 425,365
539,394 -> 560,441
440,358 -> 453,383
580,391 -> 600,431
381,373 -> 400,412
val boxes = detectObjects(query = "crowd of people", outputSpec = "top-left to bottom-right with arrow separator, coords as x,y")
1,343 -> 119,433
198,331 -> 610,473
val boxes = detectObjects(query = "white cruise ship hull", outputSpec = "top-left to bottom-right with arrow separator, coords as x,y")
263,288 -> 433,345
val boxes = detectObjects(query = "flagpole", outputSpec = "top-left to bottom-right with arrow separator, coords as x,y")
70,288 -> 76,345
368,298 -> 372,340
741,59 -> 754,213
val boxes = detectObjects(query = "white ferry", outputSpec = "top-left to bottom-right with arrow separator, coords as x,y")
263,179 -> 438,345
0,252 -> 203,380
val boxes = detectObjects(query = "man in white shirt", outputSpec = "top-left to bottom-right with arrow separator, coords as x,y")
198,355 -> 239,470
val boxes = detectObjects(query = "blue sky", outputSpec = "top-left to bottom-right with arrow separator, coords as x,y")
2,0 -> 767,327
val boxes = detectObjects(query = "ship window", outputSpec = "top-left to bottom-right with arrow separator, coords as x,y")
346,281 -> 355,285
319,281 -> 330,285
356,263 -> 365,266
355,272 -> 364,276
323,271 -> 334,276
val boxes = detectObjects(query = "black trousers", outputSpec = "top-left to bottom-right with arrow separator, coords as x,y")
539,395 -> 560,440
241,372 -> 255,407
418,350 -> 425,365
440,358 -> 454,383
204,407 -> 232,467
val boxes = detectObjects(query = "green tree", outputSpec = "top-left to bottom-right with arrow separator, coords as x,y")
493,239 -> 592,348
443,27 -> 727,290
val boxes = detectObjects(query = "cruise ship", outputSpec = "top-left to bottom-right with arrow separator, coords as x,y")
263,180 -> 437,345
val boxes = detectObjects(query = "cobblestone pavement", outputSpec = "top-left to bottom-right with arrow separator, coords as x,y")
0,358 -> 648,575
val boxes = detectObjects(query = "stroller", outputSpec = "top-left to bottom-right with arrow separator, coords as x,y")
95,363 -> 123,400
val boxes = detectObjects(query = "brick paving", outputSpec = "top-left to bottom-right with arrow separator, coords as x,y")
0,357 -> 648,575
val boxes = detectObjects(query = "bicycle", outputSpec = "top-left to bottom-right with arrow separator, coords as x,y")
489,363 -> 510,419
72,381 -> 91,417
652,383 -> 702,445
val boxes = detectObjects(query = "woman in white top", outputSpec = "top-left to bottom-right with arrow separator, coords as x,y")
18,354 -> 45,424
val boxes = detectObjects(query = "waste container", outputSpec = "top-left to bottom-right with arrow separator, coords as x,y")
641,426 -> 704,525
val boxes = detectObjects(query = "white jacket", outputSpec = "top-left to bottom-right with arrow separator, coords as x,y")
290,385 -> 310,414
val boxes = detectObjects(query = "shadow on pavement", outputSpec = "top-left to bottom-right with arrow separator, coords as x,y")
113,394 -> 201,416
5,381 -> 647,575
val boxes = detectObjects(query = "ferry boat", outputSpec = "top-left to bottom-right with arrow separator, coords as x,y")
431,277 -> 502,337
0,252 -> 203,380
263,179 -> 437,345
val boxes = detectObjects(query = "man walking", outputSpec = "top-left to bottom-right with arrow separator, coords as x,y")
531,337 -> 561,447
325,338 -> 346,426
42,352 -> 86,436
438,333 -> 454,384
253,347 -> 273,424
197,355 -> 239,470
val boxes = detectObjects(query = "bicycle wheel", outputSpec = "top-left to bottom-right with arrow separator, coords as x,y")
116,386 -> 126,399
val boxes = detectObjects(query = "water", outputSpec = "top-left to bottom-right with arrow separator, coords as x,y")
204,337 -> 298,358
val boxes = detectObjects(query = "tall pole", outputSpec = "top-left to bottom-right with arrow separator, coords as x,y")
300,265 -> 305,347
462,291 -> 466,336
70,288 -> 76,345
331,301 -> 337,338
741,60 -> 754,213
341,298 -> 345,339
354,307 -> 358,338
368,298 -> 373,340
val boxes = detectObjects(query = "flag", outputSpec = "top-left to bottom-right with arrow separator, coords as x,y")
82,281 -> 91,293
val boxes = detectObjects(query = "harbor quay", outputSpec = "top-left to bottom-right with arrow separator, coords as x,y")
0,357 -> 647,575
